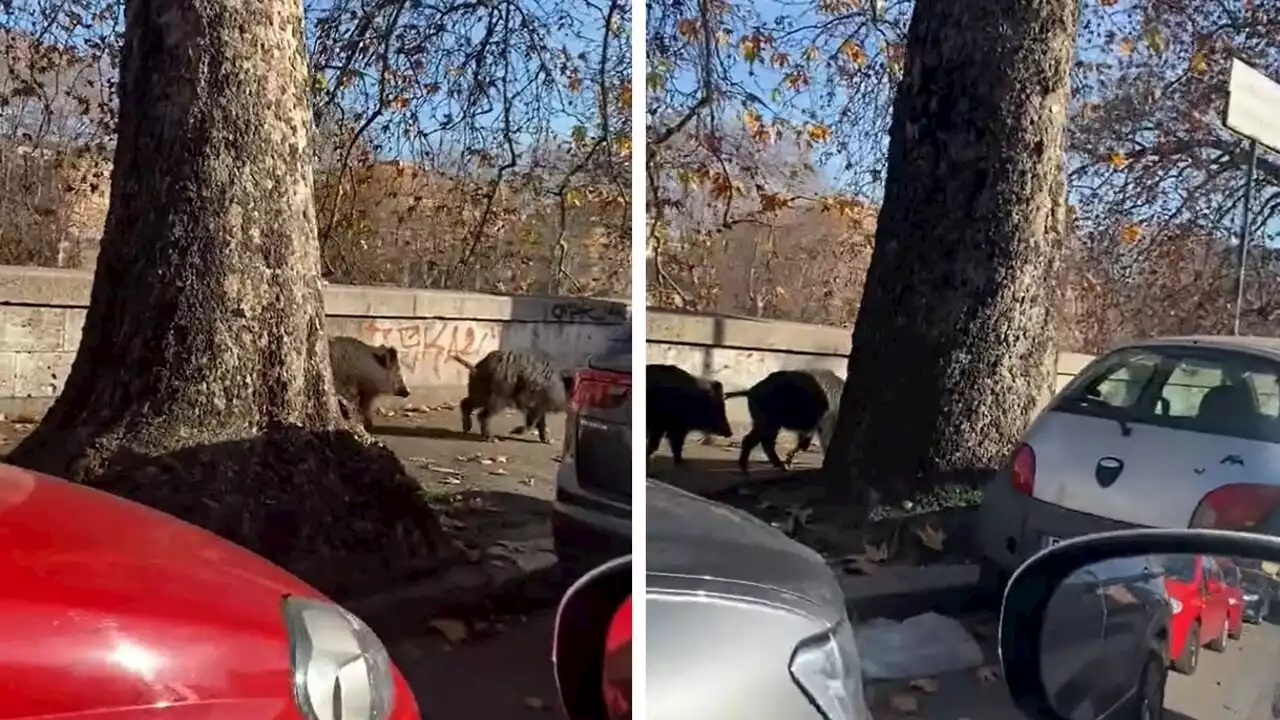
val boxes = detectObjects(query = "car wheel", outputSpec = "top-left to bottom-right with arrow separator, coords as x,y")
1230,617 -> 1243,640
1172,623 -> 1200,675
1208,620 -> 1228,652
1131,653 -> 1167,720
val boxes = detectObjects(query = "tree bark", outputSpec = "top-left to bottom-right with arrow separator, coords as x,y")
7,0 -> 443,596
822,0 -> 1075,505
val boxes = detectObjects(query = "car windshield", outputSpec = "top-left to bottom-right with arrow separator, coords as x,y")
1163,555 -> 1197,582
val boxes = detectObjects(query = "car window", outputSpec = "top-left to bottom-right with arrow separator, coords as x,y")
1055,346 -> 1280,443
1058,349 -> 1161,413
1205,560 -> 1222,584
1163,554 -> 1197,582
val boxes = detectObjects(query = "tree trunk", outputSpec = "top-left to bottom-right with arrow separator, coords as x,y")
822,0 -> 1075,506
7,0 -> 443,597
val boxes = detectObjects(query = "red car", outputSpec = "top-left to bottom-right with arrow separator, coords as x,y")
1216,556 -> 1247,641
0,461 -> 420,719
1163,554 -> 1233,675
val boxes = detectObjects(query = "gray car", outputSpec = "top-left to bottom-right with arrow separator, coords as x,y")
647,478 -> 872,720
1039,554 -> 1170,719
977,336 -> 1280,591
552,327 -> 632,580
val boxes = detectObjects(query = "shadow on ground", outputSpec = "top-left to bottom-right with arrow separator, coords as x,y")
651,455 -> 985,567
375,419 -> 559,446
647,453 -> 810,497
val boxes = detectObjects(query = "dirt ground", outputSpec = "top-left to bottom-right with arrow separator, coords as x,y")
0,403 -> 568,574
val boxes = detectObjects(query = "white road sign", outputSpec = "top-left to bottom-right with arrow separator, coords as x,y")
1225,58 -> 1280,152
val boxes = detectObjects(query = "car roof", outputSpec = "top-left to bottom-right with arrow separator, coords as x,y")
1122,335 -> 1280,361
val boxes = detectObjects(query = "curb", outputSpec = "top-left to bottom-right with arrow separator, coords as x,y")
841,564 -> 991,621
343,555 -> 570,640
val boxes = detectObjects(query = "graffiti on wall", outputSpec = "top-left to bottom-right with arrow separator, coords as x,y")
361,319 -> 495,378
548,300 -> 627,324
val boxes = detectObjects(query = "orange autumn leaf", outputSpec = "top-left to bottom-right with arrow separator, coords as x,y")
676,18 -> 699,42
806,123 -> 832,143
1189,52 -> 1208,74
839,39 -> 868,67
1107,151 -> 1129,170
1120,224 -> 1142,244
1118,37 -> 1135,56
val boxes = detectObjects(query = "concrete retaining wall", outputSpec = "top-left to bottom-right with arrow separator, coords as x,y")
647,308 -> 1099,425
0,266 -> 629,418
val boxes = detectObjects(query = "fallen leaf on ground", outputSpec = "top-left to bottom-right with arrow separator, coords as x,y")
489,468 -> 509,476
479,458 -> 494,465
494,455 -> 509,463
426,464 -> 463,475
908,677 -> 939,694
428,618 -> 469,645
521,476 -> 537,486
523,696 -> 548,711
977,665 -> 1001,683
914,524 -> 946,551
784,505 -> 813,525
887,692 -> 919,714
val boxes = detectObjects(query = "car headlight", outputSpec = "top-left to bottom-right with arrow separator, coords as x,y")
283,597 -> 396,720
1245,593 -> 1260,602
790,618 -> 871,720
1170,597 -> 1183,614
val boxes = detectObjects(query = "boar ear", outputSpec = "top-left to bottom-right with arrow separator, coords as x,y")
374,345 -> 396,368
710,380 -> 725,397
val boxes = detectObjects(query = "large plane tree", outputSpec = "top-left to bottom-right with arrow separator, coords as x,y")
6,0 -> 443,595
823,0 -> 1076,505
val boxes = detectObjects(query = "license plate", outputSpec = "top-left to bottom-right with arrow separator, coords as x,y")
1043,535 -> 1064,549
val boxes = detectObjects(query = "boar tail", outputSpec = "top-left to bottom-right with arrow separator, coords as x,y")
447,354 -> 476,371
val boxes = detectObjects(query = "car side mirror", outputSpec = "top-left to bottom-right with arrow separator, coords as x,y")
999,529 -> 1280,720
553,555 -> 632,720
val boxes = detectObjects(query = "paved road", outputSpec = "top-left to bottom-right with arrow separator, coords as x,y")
1165,621 -> 1280,720
869,620 -> 1280,720
390,610 -> 566,720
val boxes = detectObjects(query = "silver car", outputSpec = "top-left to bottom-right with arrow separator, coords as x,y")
647,478 -> 872,720
977,335 -> 1280,589
552,326 -> 633,580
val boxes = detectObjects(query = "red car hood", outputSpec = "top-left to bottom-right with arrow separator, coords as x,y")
0,462 -> 328,718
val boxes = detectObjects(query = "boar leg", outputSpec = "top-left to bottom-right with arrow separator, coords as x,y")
646,430 -> 662,456
759,428 -> 788,471
478,400 -> 501,442
460,397 -> 475,434
666,428 -> 689,464
533,413 -> 551,444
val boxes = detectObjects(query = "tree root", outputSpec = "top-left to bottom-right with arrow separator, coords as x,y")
14,422 -> 448,599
